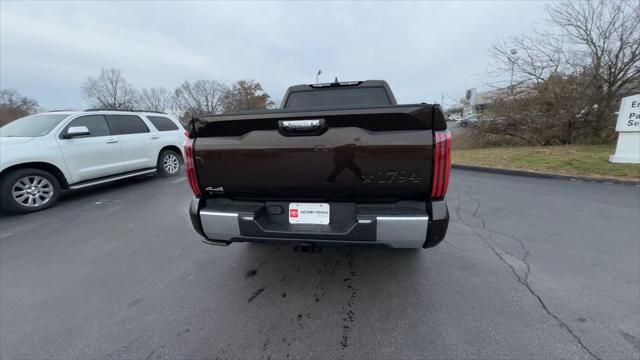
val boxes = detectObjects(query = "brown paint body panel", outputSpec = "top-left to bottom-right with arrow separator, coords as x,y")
193,105 -> 435,201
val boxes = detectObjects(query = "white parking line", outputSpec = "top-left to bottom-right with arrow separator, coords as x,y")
171,177 -> 187,184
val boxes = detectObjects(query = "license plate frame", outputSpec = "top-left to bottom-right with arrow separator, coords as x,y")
288,203 -> 330,225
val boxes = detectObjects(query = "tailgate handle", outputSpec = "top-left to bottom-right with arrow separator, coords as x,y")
278,119 -> 326,136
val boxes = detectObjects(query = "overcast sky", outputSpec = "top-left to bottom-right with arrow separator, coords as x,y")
1,1 -> 549,110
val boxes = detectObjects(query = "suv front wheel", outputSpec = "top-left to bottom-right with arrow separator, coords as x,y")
0,168 -> 61,213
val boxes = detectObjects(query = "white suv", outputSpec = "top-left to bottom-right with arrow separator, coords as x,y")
0,110 -> 186,213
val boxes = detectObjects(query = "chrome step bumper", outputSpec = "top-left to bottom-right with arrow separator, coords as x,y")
190,198 -> 433,249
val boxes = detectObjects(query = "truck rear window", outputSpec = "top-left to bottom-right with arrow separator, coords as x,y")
284,87 -> 391,109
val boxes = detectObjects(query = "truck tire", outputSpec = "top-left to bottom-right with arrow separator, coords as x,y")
157,149 -> 182,177
0,168 -> 61,213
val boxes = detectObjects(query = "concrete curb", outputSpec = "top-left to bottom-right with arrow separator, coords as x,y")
452,164 -> 640,186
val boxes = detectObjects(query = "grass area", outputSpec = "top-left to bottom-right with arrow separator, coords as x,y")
452,144 -> 640,181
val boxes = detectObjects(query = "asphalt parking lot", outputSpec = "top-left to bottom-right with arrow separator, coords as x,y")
1,170 -> 638,359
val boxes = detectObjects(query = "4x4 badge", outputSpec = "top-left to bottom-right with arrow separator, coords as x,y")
205,186 -> 224,194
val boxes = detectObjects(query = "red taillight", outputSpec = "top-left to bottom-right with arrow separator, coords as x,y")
183,138 -> 202,195
431,130 -> 451,198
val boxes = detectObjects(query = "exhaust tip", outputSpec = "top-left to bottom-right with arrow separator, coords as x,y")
294,243 -> 322,253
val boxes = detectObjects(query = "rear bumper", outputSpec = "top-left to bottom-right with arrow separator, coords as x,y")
189,197 -> 448,249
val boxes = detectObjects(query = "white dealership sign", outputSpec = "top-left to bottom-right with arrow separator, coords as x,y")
610,94 -> 640,163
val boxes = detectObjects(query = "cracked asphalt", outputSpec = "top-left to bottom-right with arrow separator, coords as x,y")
1,170 -> 639,359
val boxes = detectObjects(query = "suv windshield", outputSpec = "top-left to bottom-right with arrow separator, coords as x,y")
285,87 -> 391,109
0,114 -> 69,137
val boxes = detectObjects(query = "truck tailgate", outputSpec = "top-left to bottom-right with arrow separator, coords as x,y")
192,105 -> 436,201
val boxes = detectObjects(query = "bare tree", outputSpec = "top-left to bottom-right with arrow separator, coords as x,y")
493,1 -> 639,88
487,0 -> 640,143
222,80 -> 274,113
173,80 -> 228,117
491,34 -> 568,87
547,0 -> 640,136
137,87 -> 173,112
82,68 -> 138,109
0,89 -> 39,126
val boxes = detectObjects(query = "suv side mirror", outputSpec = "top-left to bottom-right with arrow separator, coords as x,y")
64,126 -> 90,138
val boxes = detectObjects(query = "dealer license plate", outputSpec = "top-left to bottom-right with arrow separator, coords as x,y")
288,203 -> 330,225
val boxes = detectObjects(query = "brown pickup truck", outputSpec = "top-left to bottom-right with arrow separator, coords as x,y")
185,80 -> 450,249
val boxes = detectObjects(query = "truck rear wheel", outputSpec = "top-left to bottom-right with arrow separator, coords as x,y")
0,168 -> 61,213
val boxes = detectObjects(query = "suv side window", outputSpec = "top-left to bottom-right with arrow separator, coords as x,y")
63,115 -> 110,137
147,116 -> 180,131
108,115 -> 150,135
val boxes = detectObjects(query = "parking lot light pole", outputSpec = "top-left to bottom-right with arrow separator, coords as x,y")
510,49 -> 517,96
